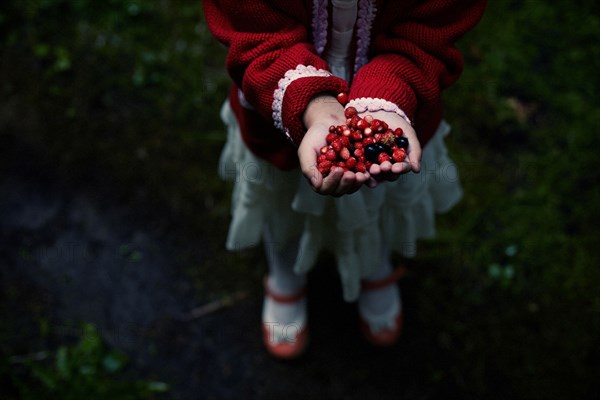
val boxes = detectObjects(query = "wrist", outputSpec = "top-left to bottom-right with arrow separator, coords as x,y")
302,94 -> 345,130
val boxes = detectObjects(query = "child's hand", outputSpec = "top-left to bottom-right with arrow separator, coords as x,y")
299,95 -> 370,196
298,121 -> 371,196
360,110 -> 422,188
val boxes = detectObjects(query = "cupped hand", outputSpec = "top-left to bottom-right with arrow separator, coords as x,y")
299,94 -> 370,196
362,110 -> 422,188
298,121 -> 370,196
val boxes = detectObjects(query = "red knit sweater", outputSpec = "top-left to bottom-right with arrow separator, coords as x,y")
203,0 -> 486,170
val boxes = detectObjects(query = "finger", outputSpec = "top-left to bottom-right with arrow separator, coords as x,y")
355,171 -> 370,185
366,176 -> 379,188
298,149 -> 322,189
379,160 -> 393,173
409,152 -> 421,173
336,171 -> 353,193
320,167 -> 344,194
303,164 -> 323,190
344,171 -> 371,194
369,163 -> 382,176
408,141 -> 422,173
391,161 -> 410,175
336,170 -> 362,195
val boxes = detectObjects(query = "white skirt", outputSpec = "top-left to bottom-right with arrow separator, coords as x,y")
218,100 -> 463,302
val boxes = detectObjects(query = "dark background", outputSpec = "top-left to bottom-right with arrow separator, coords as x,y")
1,1 -> 598,399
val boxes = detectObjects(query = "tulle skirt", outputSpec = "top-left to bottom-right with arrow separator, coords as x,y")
218,100 -> 462,302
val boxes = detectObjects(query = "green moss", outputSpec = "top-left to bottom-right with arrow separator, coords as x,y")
1,0 -> 598,398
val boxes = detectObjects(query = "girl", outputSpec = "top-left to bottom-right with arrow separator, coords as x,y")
202,0 -> 486,359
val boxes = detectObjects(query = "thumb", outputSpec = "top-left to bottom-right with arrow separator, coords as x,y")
298,150 -> 322,190
306,164 -> 322,190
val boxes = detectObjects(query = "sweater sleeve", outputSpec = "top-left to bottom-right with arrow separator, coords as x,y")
202,0 -> 349,145
349,0 -> 486,142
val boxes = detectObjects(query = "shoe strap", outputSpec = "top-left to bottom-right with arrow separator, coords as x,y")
263,277 -> 306,304
361,265 -> 408,291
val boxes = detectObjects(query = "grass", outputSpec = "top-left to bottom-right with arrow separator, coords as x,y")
1,0 -> 598,398
1,323 -> 168,400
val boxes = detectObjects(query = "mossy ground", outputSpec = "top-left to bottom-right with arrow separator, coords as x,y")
1,1 -> 598,399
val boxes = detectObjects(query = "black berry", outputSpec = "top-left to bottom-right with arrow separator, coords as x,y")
395,137 -> 409,150
376,143 -> 392,157
364,144 -> 380,163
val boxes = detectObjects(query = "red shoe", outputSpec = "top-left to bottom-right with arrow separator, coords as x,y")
358,265 -> 407,347
262,277 -> 308,360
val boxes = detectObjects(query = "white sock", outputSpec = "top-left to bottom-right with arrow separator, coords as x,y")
262,224 -> 306,341
358,250 -> 400,323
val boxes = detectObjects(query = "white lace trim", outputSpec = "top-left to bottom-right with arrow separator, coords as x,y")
272,65 -> 333,137
346,97 -> 412,125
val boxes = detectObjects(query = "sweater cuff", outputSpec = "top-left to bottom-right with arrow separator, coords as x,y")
345,97 -> 412,125
349,70 -> 418,122
272,65 -> 348,145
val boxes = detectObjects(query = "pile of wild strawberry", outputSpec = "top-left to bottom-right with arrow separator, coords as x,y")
317,106 -> 409,176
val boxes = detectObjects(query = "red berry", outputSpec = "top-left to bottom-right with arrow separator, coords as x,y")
316,118 -> 410,174
340,147 -> 350,160
356,119 -> 369,130
344,106 -> 358,118
326,149 -> 337,161
318,160 -> 332,175
331,139 -> 343,152
371,119 -> 381,131
337,92 -> 349,105
392,148 -> 407,162
362,137 -> 376,146
378,152 -> 391,163
346,156 -> 357,169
